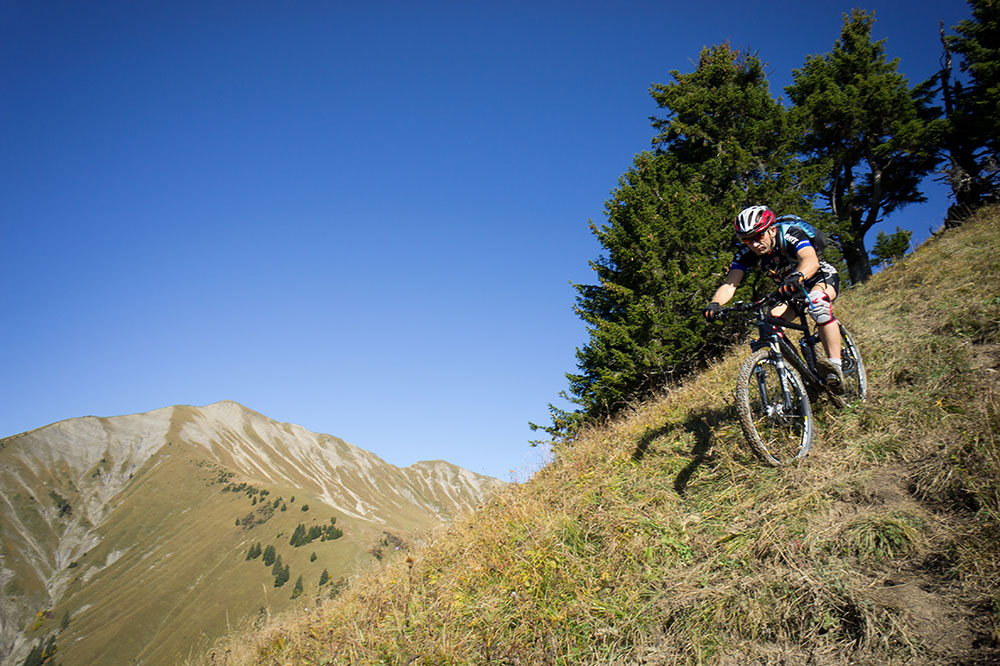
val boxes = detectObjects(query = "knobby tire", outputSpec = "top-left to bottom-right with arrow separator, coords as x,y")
736,348 -> 814,466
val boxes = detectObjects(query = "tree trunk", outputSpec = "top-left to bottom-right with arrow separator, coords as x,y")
842,236 -> 873,284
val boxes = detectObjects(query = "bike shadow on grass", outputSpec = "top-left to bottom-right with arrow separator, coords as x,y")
631,404 -> 738,496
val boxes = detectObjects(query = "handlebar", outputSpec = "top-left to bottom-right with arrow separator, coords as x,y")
714,290 -> 804,321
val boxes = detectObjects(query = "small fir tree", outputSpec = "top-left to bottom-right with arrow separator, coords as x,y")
49,491 -> 72,518
871,226 -> 912,267
271,555 -> 283,576
22,642 -> 44,666
43,635 -> 56,660
274,564 -> 290,588
320,520 -> 343,541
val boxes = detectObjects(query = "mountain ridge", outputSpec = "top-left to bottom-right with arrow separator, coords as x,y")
0,400 -> 503,666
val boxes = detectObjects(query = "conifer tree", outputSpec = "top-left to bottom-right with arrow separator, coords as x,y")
319,568 -> 330,586
43,635 -> 56,660
49,491 -> 72,518
273,563 -> 290,588
871,227 -> 912,267
937,0 -> 1000,220
786,10 -> 938,283
271,554 -> 283,576
291,575 -> 304,599
22,642 -> 43,666
535,44 -> 808,436
262,545 -> 276,567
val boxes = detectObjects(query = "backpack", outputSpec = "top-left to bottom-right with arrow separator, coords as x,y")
776,214 -> 827,255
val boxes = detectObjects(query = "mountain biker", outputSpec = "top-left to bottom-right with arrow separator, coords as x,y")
703,205 -> 844,389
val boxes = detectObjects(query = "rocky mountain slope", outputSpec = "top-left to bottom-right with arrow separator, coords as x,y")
0,401 -> 502,666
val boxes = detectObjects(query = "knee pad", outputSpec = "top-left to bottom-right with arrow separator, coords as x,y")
806,290 -> 835,325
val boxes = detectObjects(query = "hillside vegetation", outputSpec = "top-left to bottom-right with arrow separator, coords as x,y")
196,207 -> 1000,664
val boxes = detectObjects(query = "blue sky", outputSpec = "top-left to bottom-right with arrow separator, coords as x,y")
1,1 -> 973,480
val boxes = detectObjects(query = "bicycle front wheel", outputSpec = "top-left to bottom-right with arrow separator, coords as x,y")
736,348 -> 814,465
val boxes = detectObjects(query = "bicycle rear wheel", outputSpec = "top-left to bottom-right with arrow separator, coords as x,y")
838,324 -> 867,406
736,348 -> 814,465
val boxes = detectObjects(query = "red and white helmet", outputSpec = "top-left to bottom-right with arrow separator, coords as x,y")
734,205 -> 776,239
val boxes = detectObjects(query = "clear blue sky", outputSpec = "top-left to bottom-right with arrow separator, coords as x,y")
1,0 -> 972,480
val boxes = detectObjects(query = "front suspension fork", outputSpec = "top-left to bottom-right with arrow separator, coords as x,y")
755,342 -> 796,414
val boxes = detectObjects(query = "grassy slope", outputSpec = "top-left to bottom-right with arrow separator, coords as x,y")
194,207 -> 1000,665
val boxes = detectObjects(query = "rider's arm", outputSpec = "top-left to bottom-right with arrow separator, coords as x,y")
710,268 -> 744,306
794,244 -> 821,281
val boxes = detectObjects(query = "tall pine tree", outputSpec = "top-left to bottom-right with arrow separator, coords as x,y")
786,10 -> 939,283
535,44 -> 808,438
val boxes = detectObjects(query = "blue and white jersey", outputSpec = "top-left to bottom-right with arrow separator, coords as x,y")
730,223 -> 836,284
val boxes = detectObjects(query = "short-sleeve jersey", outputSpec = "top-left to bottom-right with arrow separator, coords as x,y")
731,223 -> 828,283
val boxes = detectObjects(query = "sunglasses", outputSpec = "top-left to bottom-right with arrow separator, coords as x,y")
739,230 -> 768,245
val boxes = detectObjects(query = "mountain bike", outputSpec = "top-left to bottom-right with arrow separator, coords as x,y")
717,290 -> 867,465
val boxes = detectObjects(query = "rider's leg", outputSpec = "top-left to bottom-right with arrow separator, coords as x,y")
809,283 -> 841,361
772,294 -> 841,360
808,284 -> 844,390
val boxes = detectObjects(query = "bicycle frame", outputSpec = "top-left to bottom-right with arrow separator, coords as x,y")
749,309 -> 824,389
739,293 -> 827,392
